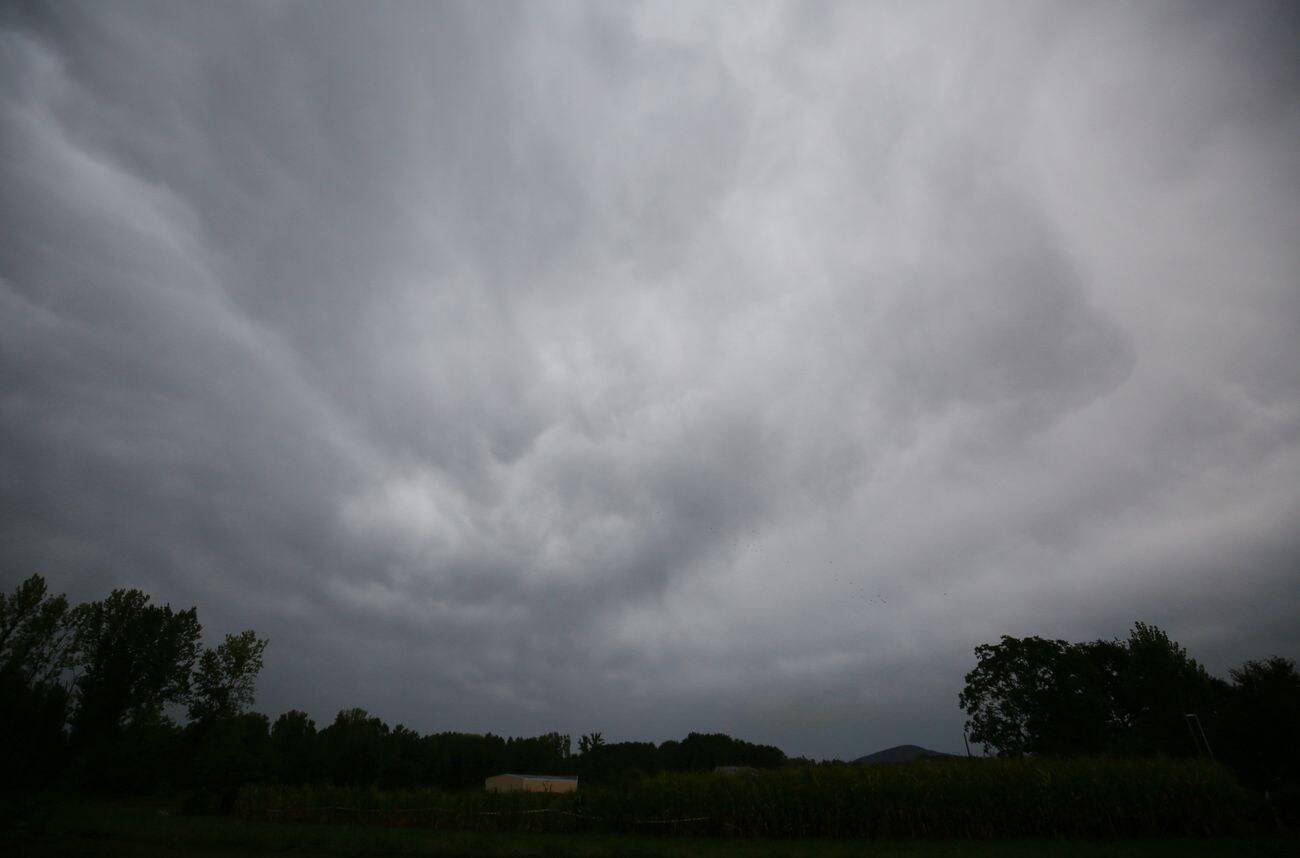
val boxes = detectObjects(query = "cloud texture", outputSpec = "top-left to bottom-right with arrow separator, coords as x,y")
3,1 -> 1298,757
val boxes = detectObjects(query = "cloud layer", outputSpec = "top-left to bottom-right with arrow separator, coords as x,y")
3,1 -> 1298,758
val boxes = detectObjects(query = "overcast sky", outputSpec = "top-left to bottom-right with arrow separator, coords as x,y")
2,1 -> 1297,760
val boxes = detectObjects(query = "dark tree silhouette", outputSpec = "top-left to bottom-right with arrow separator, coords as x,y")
189,630 -> 269,723
960,622 -> 1227,759
0,575 -> 76,788
1221,655 -> 1300,814
70,588 -> 202,746
270,709 -> 319,784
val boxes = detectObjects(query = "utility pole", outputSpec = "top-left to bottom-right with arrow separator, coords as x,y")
1184,713 -> 1215,762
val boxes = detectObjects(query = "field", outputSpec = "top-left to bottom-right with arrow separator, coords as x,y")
235,758 -> 1261,839
3,794 -> 1296,858
6,758 -> 1294,857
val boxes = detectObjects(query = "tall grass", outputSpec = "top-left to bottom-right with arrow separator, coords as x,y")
236,757 -> 1256,839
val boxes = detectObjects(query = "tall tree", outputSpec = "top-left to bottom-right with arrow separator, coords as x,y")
959,635 -> 1082,757
0,574 -> 78,685
1222,656 -> 1300,795
0,575 -> 77,788
1117,622 -> 1224,756
70,588 -> 202,745
188,630 -> 268,723
959,622 -> 1223,758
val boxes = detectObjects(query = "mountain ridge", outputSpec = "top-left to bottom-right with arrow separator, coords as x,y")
852,744 -> 958,764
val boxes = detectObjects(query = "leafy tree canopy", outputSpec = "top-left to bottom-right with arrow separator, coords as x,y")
70,587 -> 202,741
0,573 -> 77,686
189,629 -> 269,723
960,622 -> 1224,758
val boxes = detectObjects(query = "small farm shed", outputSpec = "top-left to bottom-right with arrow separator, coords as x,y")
485,773 -> 579,793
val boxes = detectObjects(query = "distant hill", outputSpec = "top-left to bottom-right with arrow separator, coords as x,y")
853,744 -> 958,764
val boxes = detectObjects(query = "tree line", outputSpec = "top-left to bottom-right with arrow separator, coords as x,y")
253,718 -> 784,792
0,575 -> 783,800
959,621 -> 1300,817
6,573 -> 1294,815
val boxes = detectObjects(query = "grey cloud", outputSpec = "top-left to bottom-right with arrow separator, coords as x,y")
875,190 -> 1135,432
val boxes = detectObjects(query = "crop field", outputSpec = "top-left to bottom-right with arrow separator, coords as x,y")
235,758 -> 1259,839
4,794 -> 1296,858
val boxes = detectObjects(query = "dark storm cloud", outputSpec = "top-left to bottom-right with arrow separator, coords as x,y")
2,1 -> 1297,758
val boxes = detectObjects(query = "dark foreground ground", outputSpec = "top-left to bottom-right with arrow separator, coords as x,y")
3,795 -> 1295,858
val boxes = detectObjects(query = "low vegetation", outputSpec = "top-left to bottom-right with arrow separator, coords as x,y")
6,795 -> 1294,858
236,757 -> 1256,840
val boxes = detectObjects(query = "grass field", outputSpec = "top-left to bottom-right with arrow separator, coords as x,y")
3,795 -> 1295,858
